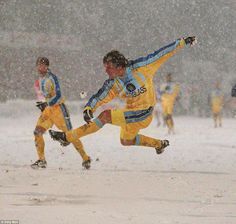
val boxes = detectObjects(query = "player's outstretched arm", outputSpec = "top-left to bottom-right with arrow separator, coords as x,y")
130,36 -> 197,76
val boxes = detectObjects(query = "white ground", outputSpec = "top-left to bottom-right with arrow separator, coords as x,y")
1,100 -> 236,224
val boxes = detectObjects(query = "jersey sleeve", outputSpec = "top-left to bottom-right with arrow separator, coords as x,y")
130,39 -> 186,76
85,79 -> 119,112
34,79 -> 45,101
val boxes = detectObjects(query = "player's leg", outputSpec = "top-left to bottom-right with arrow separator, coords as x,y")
218,111 -> 222,127
53,103 -> 91,169
214,107 -> 222,127
112,108 -> 170,154
215,106 -> 223,127
155,104 -> 161,127
119,116 -> 169,154
63,109 -> 111,142
32,108 -> 53,169
212,105 -> 219,128
50,107 -> 169,155
161,102 -> 168,127
49,109 -> 112,160
169,115 -> 175,134
213,112 -> 217,128
163,103 -> 174,134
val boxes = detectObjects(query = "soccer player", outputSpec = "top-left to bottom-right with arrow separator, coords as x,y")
210,81 -> 224,128
31,57 -> 91,169
160,73 -> 180,134
49,37 -> 197,158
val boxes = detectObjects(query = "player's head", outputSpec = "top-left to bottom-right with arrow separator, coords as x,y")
103,50 -> 128,68
36,57 -> 49,66
36,57 -> 49,75
103,50 -> 128,79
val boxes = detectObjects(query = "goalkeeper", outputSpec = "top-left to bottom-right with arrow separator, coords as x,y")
50,37 -> 197,157
31,57 -> 91,169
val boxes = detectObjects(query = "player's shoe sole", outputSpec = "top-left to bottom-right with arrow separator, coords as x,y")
155,140 -> 169,154
49,130 -> 70,146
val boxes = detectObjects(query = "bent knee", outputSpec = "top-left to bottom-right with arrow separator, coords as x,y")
120,138 -> 135,146
34,126 -> 46,136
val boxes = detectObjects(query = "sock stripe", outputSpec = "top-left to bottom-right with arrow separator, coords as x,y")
135,134 -> 141,145
94,118 -> 104,128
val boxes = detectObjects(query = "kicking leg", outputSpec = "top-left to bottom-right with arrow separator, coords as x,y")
67,110 -> 111,141
50,110 -> 111,143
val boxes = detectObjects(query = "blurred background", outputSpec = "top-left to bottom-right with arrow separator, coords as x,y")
0,0 -> 235,116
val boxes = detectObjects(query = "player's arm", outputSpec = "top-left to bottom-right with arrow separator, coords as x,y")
130,37 -> 196,76
34,79 -> 47,112
83,79 -> 118,123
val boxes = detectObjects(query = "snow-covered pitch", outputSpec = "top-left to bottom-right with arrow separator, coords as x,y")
1,100 -> 236,224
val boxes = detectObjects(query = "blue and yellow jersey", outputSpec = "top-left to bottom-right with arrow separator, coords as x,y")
160,82 -> 180,105
40,70 -> 64,106
211,89 -> 224,108
85,39 -> 186,112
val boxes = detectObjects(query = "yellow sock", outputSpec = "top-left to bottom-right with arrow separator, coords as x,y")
135,134 -> 162,148
66,121 -> 101,142
72,141 -> 90,161
35,135 -> 45,160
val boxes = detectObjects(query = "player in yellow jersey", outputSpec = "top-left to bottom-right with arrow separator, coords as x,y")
31,57 -> 91,169
49,37 -> 197,159
210,81 -> 224,128
160,73 -> 180,134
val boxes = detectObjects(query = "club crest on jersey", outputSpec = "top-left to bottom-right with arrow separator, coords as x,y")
126,83 -> 136,92
125,83 -> 147,97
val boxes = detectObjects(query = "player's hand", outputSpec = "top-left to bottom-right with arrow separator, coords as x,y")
184,36 -> 197,46
83,106 -> 93,123
36,101 -> 48,112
